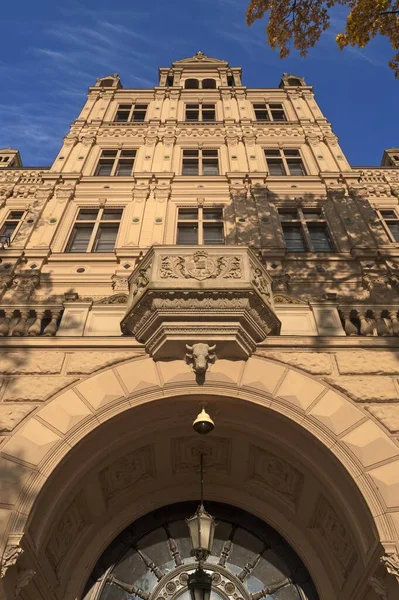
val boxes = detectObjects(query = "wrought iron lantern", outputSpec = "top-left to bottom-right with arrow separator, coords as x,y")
186,431 -> 216,600
186,501 -> 216,562
188,567 -> 212,600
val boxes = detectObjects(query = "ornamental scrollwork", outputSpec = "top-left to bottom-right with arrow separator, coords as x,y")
159,251 -> 242,281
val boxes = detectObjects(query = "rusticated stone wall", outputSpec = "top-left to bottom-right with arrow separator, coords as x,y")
1,346 -> 398,438
0,349 -> 145,437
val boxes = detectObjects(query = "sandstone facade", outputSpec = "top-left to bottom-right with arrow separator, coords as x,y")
0,53 -> 398,600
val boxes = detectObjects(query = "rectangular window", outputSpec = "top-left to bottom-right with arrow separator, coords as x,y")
94,149 -> 136,176
182,149 -> 219,176
253,103 -> 286,122
379,209 -> 399,242
279,208 -> 334,252
114,104 -> 148,122
265,149 -> 306,176
177,207 -> 224,245
185,103 -> 216,122
0,210 -> 25,245
66,208 -> 123,253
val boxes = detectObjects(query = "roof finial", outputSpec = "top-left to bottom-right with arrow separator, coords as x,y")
196,50 -> 205,60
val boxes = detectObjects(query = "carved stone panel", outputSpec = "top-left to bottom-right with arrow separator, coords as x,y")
247,446 -> 303,508
100,445 -> 155,504
171,437 -> 231,477
309,495 -> 357,578
46,492 -> 88,571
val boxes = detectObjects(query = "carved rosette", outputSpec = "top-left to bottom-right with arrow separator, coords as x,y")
121,246 -> 280,360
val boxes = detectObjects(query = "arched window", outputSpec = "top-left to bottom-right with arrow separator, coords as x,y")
82,502 -> 319,600
202,79 -> 216,89
287,77 -> 302,87
185,79 -> 199,89
100,79 -> 114,87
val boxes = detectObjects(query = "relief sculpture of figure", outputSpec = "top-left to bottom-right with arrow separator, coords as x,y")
253,268 -> 271,300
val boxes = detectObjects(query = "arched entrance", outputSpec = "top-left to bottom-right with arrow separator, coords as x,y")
83,502 -> 319,600
1,356 -> 398,599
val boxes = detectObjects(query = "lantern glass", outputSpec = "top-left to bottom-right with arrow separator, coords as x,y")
186,504 -> 216,560
188,569 -> 212,600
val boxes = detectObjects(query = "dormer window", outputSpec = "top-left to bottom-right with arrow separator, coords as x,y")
101,79 -> 114,87
185,79 -> 199,89
202,79 -> 216,89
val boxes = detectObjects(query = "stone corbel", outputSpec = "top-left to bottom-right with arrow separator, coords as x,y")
381,552 -> 399,582
0,543 -> 24,578
326,183 -> 346,199
348,185 -> 368,199
80,134 -> 97,147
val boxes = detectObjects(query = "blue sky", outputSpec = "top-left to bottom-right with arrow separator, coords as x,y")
0,0 -> 398,167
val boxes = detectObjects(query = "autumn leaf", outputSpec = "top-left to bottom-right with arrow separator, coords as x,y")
246,0 -> 399,77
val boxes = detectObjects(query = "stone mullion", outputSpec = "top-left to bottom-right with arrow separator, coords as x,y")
321,129 -> 351,171
349,185 -> 391,248
285,90 -> 302,122
124,187 -> 149,247
242,133 -> 258,173
301,91 -> 327,123
52,134 -> 78,173
220,90 -> 234,122
252,187 -> 283,250
92,90 -> 115,123
27,184 -> 76,251
327,186 -> 376,250
166,90 -> 180,122
152,186 -> 171,245
78,90 -> 101,122
235,90 -> 248,121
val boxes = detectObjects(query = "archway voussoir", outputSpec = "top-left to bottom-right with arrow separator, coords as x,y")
368,459 -> 399,508
36,389 -> 93,435
341,421 -> 399,469
308,389 -> 365,437
116,356 -> 162,393
275,367 -> 326,411
240,356 -> 286,395
75,368 -> 126,411
1,418 -> 62,468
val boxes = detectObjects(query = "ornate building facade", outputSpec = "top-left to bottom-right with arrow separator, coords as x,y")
0,52 -> 399,600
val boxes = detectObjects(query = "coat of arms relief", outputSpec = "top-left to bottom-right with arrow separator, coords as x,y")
159,250 -> 241,281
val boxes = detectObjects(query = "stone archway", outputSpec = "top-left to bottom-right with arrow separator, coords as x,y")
0,355 -> 399,599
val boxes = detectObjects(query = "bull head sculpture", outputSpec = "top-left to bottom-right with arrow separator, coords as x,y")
185,343 -> 216,375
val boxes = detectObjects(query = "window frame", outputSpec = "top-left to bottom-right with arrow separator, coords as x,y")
94,149 -> 137,177
264,148 -> 307,176
184,103 -> 216,122
114,103 -> 148,122
176,206 -> 225,245
253,102 -> 286,122
0,210 -> 26,245
65,207 -> 123,253
377,208 -> 399,243
278,207 -> 335,253
181,148 -> 220,176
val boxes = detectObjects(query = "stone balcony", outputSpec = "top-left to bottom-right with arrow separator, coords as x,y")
121,245 -> 281,359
